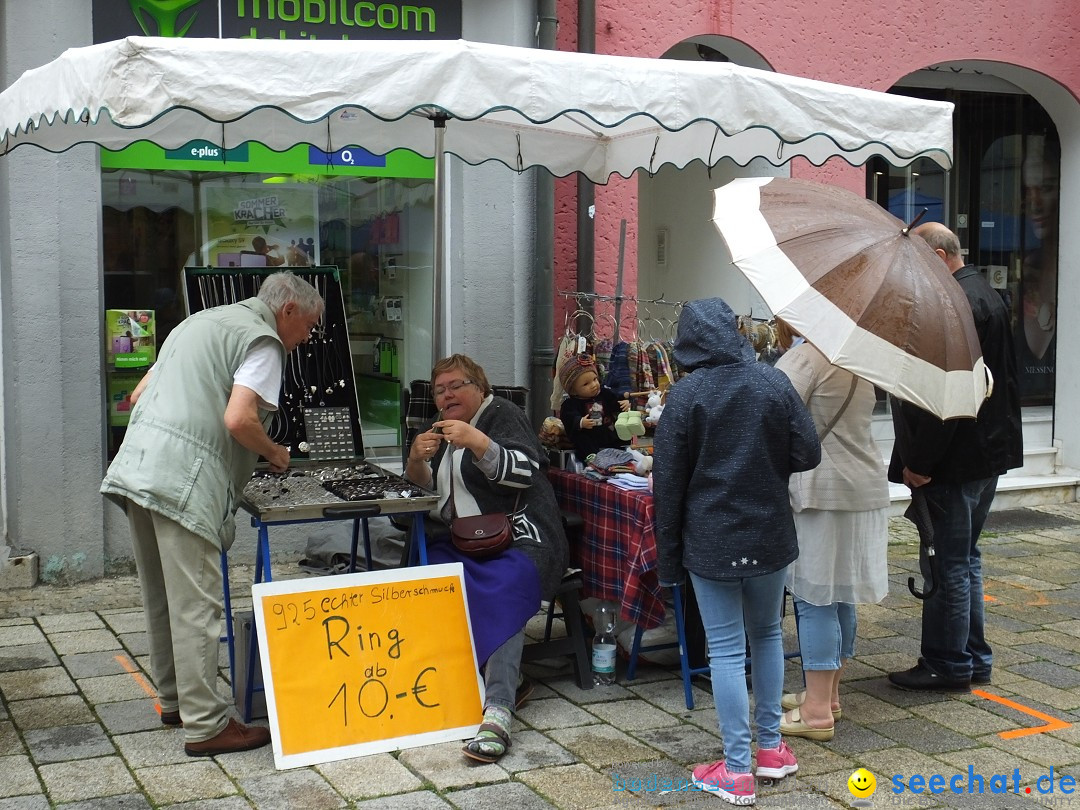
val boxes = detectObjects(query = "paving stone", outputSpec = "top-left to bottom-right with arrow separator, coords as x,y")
162,797 -> 252,810
445,781 -> 560,810
61,650 -> 130,679
353,793 -> 452,809
0,643 -> 59,673
544,677 -> 637,706
95,699 -> 170,735
38,756 -> 140,804
37,612 -> 105,633
997,678 -> 1080,711
75,673 -> 152,705
518,763 -> 630,810
236,768 -> 348,809
836,690 -> 913,724
23,722 -> 115,764
933,747 -> 1044,784
784,740 -> 855,777
0,625 -> 46,648
585,699 -> 681,731
101,611 -> 146,635
623,679 -> 712,715
0,754 -> 40,797
498,729 -> 578,773
0,667 -> 77,700
627,723 -> 724,767
821,722 -> 897,756
907,700 -> 1017,735
1007,660 -> 1080,689
118,632 -> 150,657
547,724 -> 660,768
112,728 -> 189,767
980,730 -> 1080,768
47,629 -> 122,656
315,752 -> 423,799
0,721 -> 23,757
58,793 -> 153,809
136,761 -> 237,805
517,697 -> 602,731
8,695 -> 95,730
0,798 -> 50,810
874,718 -> 979,753
398,740 -> 508,790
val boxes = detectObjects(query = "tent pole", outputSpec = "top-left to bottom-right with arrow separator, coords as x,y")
529,0 -> 558,428
432,115 -> 447,362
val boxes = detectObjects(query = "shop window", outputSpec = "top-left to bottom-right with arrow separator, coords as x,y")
869,89 -> 1058,408
100,168 -> 434,458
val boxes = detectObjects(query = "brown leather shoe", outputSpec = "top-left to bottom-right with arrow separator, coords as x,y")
184,718 -> 270,757
160,709 -> 182,727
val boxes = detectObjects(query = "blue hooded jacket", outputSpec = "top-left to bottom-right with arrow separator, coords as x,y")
653,298 -> 821,583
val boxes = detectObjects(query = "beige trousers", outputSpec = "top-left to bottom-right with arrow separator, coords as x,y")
126,500 -> 229,742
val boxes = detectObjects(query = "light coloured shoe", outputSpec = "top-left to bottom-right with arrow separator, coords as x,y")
781,691 -> 841,721
756,740 -> 799,779
691,760 -> 756,805
780,707 -> 834,741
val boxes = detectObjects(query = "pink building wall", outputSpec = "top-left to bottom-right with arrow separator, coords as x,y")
552,0 -> 1080,340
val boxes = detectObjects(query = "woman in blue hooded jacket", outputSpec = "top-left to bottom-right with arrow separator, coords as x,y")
654,297 -> 820,805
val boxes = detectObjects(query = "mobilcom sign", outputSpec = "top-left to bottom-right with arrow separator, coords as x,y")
92,0 -> 462,42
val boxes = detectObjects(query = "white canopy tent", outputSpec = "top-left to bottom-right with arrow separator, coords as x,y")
0,36 -> 955,357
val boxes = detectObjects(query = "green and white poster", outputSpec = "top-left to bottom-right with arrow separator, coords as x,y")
201,182 -> 319,268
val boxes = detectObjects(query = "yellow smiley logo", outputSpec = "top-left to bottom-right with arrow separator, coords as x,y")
848,768 -> 876,799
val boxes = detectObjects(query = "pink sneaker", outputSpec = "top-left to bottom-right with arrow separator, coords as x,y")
692,760 -> 756,805
755,740 -> 799,779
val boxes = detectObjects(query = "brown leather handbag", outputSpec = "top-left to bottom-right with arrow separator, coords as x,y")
448,452 -> 521,559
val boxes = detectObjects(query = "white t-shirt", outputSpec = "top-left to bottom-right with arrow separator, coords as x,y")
233,339 -> 284,410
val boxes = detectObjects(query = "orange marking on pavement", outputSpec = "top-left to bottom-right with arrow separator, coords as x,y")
983,594 -> 998,602
1026,591 -> 1049,606
973,689 -> 1072,739
115,653 -> 161,714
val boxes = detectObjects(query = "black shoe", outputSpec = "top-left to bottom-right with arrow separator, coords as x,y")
888,662 -> 970,693
971,672 -> 992,685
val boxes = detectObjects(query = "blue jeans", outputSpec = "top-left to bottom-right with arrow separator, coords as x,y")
918,476 -> 997,680
794,598 -> 855,670
690,568 -> 787,772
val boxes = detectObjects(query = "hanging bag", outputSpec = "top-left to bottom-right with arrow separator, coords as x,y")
448,451 -> 521,558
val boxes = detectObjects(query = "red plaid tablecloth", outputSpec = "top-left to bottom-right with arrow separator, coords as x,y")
548,469 -> 665,630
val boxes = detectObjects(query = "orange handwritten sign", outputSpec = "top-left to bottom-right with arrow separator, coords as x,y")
252,563 -> 483,769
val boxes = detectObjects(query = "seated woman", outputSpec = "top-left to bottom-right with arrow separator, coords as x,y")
404,354 -> 569,763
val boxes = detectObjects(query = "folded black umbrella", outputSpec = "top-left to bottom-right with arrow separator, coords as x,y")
904,487 -> 939,600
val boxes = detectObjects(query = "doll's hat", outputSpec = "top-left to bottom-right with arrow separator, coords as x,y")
559,353 -> 596,393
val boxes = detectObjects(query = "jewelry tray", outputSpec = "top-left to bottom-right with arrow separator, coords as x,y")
241,460 -> 437,522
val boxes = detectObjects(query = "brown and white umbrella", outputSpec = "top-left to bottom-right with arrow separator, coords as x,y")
713,177 -> 989,420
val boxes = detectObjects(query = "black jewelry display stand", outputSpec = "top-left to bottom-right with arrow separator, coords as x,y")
182,266 -> 364,461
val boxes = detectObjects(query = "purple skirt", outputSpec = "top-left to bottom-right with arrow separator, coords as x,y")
427,536 -> 541,666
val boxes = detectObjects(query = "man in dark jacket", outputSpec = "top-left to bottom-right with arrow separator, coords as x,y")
888,223 -> 1023,692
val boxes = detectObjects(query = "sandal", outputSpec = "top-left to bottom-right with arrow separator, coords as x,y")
463,720 -> 511,763
781,691 -> 841,721
780,707 -> 834,741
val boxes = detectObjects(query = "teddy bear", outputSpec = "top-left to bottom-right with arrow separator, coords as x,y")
558,353 -> 630,463
644,389 -> 665,428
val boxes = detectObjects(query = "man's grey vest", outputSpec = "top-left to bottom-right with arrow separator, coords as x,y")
101,298 -> 283,550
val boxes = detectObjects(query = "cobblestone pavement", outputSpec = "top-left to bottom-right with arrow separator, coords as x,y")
2,504 -> 1080,808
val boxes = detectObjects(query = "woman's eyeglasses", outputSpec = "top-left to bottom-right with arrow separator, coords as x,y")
433,379 -> 475,397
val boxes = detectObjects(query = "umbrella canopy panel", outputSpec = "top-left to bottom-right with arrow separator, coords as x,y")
714,177 -> 988,420
0,37 -> 955,182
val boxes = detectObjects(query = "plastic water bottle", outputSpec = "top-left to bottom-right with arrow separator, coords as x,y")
592,602 -> 617,686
